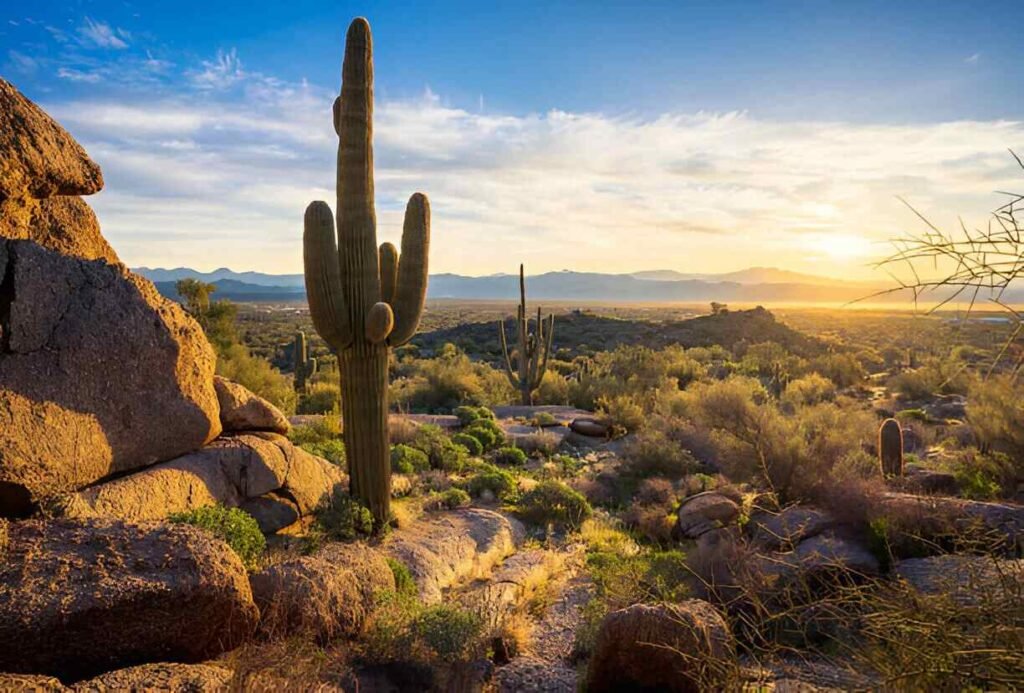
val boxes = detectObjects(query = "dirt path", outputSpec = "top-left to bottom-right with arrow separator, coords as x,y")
492,568 -> 594,692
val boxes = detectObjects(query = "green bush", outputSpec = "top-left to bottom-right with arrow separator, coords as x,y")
169,505 -> 266,570
313,489 -> 374,541
391,444 -> 430,474
463,418 -> 505,451
466,464 -> 517,501
410,424 -> 468,471
297,382 -> 340,414
530,411 -> 558,427
625,423 -> 699,479
300,439 -> 346,467
414,604 -> 483,659
451,433 -> 484,456
492,446 -> 528,467
517,480 -> 592,529
435,487 -> 471,510
387,558 -> 418,598
454,405 -> 494,426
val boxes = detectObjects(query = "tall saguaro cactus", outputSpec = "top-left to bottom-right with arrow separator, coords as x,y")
878,418 -> 904,477
499,265 -> 554,405
292,331 -> 318,393
303,18 -> 430,527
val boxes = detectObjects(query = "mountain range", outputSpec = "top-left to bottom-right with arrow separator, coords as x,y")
135,265 -> 919,304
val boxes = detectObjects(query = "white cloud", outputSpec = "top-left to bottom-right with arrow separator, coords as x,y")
78,17 -> 129,49
7,50 -> 37,73
965,53 -> 981,64
50,74 -> 1024,278
57,67 -> 103,83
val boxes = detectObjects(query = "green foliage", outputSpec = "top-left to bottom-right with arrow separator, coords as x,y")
453,405 -> 494,426
303,439 -> 346,467
463,417 -> 505,451
625,420 -> 700,479
290,418 -> 346,466
410,424 -> 469,471
414,604 -> 483,660
386,558 -> 418,599
175,278 -> 216,322
492,446 -> 528,466
297,382 -> 340,414
450,433 -> 483,456
517,480 -> 592,529
969,376 -> 1024,461
529,411 -> 558,427
781,373 -> 836,408
169,505 -> 266,570
313,489 -> 374,541
465,464 -> 517,501
217,341 -> 297,415
391,444 -> 431,474
391,344 -> 515,412
435,487 -> 471,510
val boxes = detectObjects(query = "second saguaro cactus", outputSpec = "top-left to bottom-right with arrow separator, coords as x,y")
293,331 -> 318,393
303,17 -> 430,527
878,418 -> 904,477
499,265 -> 554,405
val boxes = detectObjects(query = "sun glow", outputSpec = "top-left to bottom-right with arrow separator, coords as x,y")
812,233 -> 875,260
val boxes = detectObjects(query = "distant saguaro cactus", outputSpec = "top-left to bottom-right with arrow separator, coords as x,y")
499,265 -> 554,405
302,18 -> 430,528
878,418 -> 904,477
292,331 -> 318,393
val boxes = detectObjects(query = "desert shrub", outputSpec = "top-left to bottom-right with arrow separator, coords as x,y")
625,423 -> 700,479
518,480 -> 592,529
450,433 -> 483,456
516,429 -> 561,456
781,373 -> 836,408
634,477 -> 676,506
580,515 -> 640,555
454,405 -> 493,426
414,605 -> 483,660
492,446 -> 528,467
596,394 -> 645,432
463,418 -> 505,451
466,464 -> 517,501
391,345 -> 514,412
969,376 -> 1024,462
808,352 -> 865,388
431,487 -> 470,510
299,439 -> 345,467
390,416 -> 420,445
217,342 -> 297,415
410,424 -> 468,471
535,370 -> 570,404
313,489 -> 374,541
391,444 -> 431,474
169,505 -> 266,569
387,558 -> 418,599
296,382 -> 340,414
951,450 -> 1009,500
530,411 -> 558,427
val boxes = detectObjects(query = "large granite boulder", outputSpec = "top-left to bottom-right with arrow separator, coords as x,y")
62,433 -> 346,532
674,491 -> 741,539
214,376 -> 290,435
586,601 -> 735,693
0,242 -> 222,516
0,518 -> 258,682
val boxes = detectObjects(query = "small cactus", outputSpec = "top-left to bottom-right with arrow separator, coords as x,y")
498,265 -> 553,405
292,330 -> 318,393
302,18 -> 430,528
878,418 -> 904,477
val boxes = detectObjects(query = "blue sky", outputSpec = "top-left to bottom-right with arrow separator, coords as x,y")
2,1 -> 1022,277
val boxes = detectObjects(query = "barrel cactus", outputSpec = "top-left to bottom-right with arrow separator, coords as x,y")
878,418 -> 904,477
498,264 -> 554,405
292,330 -> 318,393
302,17 -> 430,528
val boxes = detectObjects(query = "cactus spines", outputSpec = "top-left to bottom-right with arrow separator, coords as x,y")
302,17 -> 430,528
879,418 -> 904,477
499,264 -> 554,405
293,330 -> 318,393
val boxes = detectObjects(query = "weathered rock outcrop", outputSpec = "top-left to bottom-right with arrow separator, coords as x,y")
383,508 -> 525,603
0,518 -> 258,682
895,554 -> 1024,606
214,376 -> 290,435
73,663 -> 233,692
674,491 -> 740,539
586,601 -> 735,693
0,79 -> 221,517
748,506 -> 837,550
63,433 -> 345,533
250,543 -> 394,640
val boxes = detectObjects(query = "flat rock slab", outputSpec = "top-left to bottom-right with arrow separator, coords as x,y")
454,549 -> 562,626
878,492 -> 1024,550
748,506 -> 837,550
0,518 -> 258,682
491,406 -> 595,425
383,508 -> 525,604
895,555 -> 1024,606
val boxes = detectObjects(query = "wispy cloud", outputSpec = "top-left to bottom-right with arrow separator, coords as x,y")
78,17 -> 129,49
57,67 -> 103,83
965,53 -> 981,65
7,50 -> 38,74
188,48 -> 245,90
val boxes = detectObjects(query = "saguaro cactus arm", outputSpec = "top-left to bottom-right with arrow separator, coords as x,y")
379,242 -> 398,305
304,201 -> 352,348
499,319 -> 520,386
389,193 -> 431,346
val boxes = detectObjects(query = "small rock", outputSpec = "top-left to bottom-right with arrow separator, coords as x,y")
569,418 -> 608,438
748,506 -> 836,550
73,663 -> 233,692
674,491 -> 740,539
213,376 -> 290,434
586,601 -> 735,693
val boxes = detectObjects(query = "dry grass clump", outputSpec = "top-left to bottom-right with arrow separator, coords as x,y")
515,429 -> 561,456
